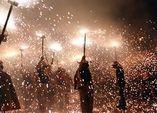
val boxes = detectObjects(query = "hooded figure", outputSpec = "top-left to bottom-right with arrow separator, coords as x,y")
112,61 -> 127,111
36,57 -> 49,84
74,56 -> 93,113
0,60 -> 20,112
53,67 -> 73,112
35,57 -> 52,112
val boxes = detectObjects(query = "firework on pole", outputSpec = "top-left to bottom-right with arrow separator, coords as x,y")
36,35 -> 49,84
0,0 -> 18,44
74,29 -> 94,113
0,60 -> 21,112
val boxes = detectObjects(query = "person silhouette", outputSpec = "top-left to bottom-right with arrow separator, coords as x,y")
112,61 -> 127,111
74,56 -> 94,113
36,57 -> 49,84
0,60 -> 20,112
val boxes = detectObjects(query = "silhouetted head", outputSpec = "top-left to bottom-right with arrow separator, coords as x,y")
78,56 -> 89,68
83,62 -> 89,68
112,61 -> 122,69
40,56 -> 44,60
57,67 -> 66,73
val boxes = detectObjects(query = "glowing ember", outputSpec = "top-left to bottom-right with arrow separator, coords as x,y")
49,42 -> 62,52
20,43 -> 29,50
110,40 -> 120,48
79,28 -> 89,34
71,37 -> 92,47
15,0 -> 39,8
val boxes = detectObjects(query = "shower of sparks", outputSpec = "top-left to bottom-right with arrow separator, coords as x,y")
3,48 -> 18,58
79,28 -> 89,34
71,54 -> 82,62
0,0 -> 157,113
17,0 -> 39,7
35,31 -> 45,38
49,42 -> 62,52
20,43 -> 29,50
4,0 -> 39,8
71,37 -> 93,47
110,40 -> 121,48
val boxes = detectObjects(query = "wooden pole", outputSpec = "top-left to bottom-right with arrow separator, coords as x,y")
42,37 -> 44,57
83,33 -> 86,57
1,5 -> 13,35
0,5 -> 13,44
51,51 -> 55,65
114,47 -> 117,61
41,36 -> 45,57
0,1 -> 18,44
20,49 -> 23,72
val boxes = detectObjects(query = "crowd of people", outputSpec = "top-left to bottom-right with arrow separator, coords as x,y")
0,51 -> 156,113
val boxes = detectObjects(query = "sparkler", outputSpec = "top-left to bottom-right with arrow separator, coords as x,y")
111,40 -> 120,61
70,28 -> 90,62
19,44 -> 29,70
15,0 -> 39,8
36,31 -> 46,57
20,43 -> 29,50
0,0 -> 18,44
71,37 -> 92,47
49,42 -> 62,65
71,28 -> 92,48
50,42 -> 62,52
36,32 -> 46,57
71,54 -> 82,62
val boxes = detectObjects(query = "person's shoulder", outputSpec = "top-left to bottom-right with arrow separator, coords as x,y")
0,71 -> 7,76
0,71 -> 10,77
0,70 -> 6,74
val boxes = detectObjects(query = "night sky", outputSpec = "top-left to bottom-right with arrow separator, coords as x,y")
1,0 -> 157,47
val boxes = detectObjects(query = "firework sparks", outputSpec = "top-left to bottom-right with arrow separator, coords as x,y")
49,42 -> 62,52
20,43 -> 29,50
14,0 -> 39,8
110,40 -> 121,48
0,0 -> 156,113
71,37 -> 92,47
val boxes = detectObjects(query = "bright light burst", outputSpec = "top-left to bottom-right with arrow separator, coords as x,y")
71,54 -> 82,62
15,0 -> 39,8
153,103 -> 157,107
79,28 -> 89,34
4,49 -> 18,58
110,40 -> 121,48
35,31 -> 46,39
20,43 -> 29,50
49,42 -> 62,52
71,37 -> 92,47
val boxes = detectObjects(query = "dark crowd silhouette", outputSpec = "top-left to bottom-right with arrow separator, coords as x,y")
0,51 -> 156,113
